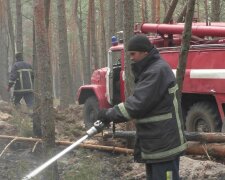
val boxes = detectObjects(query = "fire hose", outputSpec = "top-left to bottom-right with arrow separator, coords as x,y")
22,120 -> 106,180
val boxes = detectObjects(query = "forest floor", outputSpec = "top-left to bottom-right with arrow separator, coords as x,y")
1,100 -> 225,180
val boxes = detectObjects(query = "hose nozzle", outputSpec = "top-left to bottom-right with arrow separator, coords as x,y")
86,120 -> 106,136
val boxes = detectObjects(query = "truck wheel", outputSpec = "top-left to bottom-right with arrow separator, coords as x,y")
186,102 -> 220,132
84,96 -> 99,129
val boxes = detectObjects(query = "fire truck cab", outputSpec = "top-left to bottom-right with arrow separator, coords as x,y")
77,23 -> 225,132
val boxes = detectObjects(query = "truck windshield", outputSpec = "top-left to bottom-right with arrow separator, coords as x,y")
111,51 -> 121,66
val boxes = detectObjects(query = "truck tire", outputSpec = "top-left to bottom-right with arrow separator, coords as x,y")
186,102 -> 220,132
84,96 -> 99,129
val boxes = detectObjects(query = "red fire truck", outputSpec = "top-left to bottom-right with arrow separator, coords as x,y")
77,23 -> 225,132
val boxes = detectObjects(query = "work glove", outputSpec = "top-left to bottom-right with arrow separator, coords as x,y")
97,109 -> 111,125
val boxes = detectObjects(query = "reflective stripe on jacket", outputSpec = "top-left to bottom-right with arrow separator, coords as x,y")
106,48 -> 186,163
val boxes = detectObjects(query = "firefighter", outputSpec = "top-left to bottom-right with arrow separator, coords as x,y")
97,35 -> 187,180
7,52 -> 34,109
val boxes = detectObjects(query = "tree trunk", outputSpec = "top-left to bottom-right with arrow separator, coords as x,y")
115,0 -> 124,32
123,1 -> 134,98
48,1 -> 57,98
89,0 -> 99,70
0,0 -> 9,101
123,0 -> 135,147
86,0 -> 92,83
211,0 -> 220,22
141,0 -> 148,22
6,0 -> 15,64
47,1 -> 60,99
33,0 -> 58,179
16,0 -> 23,53
204,0 -> 209,25
44,0 -> 51,29
57,0 -> 74,108
108,0 -> 115,48
162,0 -> 169,13
176,0 -> 196,97
155,0 -> 160,23
32,20 -> 42,138
176,2 -> 187,23
71,36 -> 82,94
163,0 -> 179,23
151,0 -> 156,23
71,1 -> 82,93
99,0 -> 107,67
74,0 -> 90,84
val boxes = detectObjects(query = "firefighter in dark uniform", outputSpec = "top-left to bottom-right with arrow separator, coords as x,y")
97,35 -> 187,180
7,52 -> 34,108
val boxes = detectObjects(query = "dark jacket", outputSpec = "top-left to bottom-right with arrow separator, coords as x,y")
9,59 -> 33,93
106,48 -> 187,163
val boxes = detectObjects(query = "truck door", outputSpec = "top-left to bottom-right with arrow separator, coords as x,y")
106,50 -> 113,105
106,50 -> 121,105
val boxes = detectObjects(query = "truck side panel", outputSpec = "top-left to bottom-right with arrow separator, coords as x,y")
161,49 -> 225,94
161,48 -> 225,121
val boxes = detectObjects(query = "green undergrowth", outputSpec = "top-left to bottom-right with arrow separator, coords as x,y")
9,105 -> 33,137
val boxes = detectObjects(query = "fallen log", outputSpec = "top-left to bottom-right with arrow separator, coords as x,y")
1,135 -> 225,158
60,141 -> 225,158
0,135 -> 133,155
185,131 -> 225,143
186,141 -> 225,158
2,131 -> 225,144
58,140 -> 133,154
103,131 -> 225,143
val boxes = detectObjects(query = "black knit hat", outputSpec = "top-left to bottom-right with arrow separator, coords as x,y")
128,35 -> 154,52
15,52 -> 23,61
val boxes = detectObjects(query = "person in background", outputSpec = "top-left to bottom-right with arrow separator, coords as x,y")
97,35 -> 187,180
8,52 -> 34,109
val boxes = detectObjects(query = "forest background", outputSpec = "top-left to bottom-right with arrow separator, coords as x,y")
0,0 -> 224,105
0,0 -> 224,179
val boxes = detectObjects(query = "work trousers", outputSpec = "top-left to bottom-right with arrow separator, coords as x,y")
145,156 -> 180,180
14,92 -> 34,108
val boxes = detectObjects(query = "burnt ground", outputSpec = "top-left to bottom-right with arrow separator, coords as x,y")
1,101 -> 225,180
